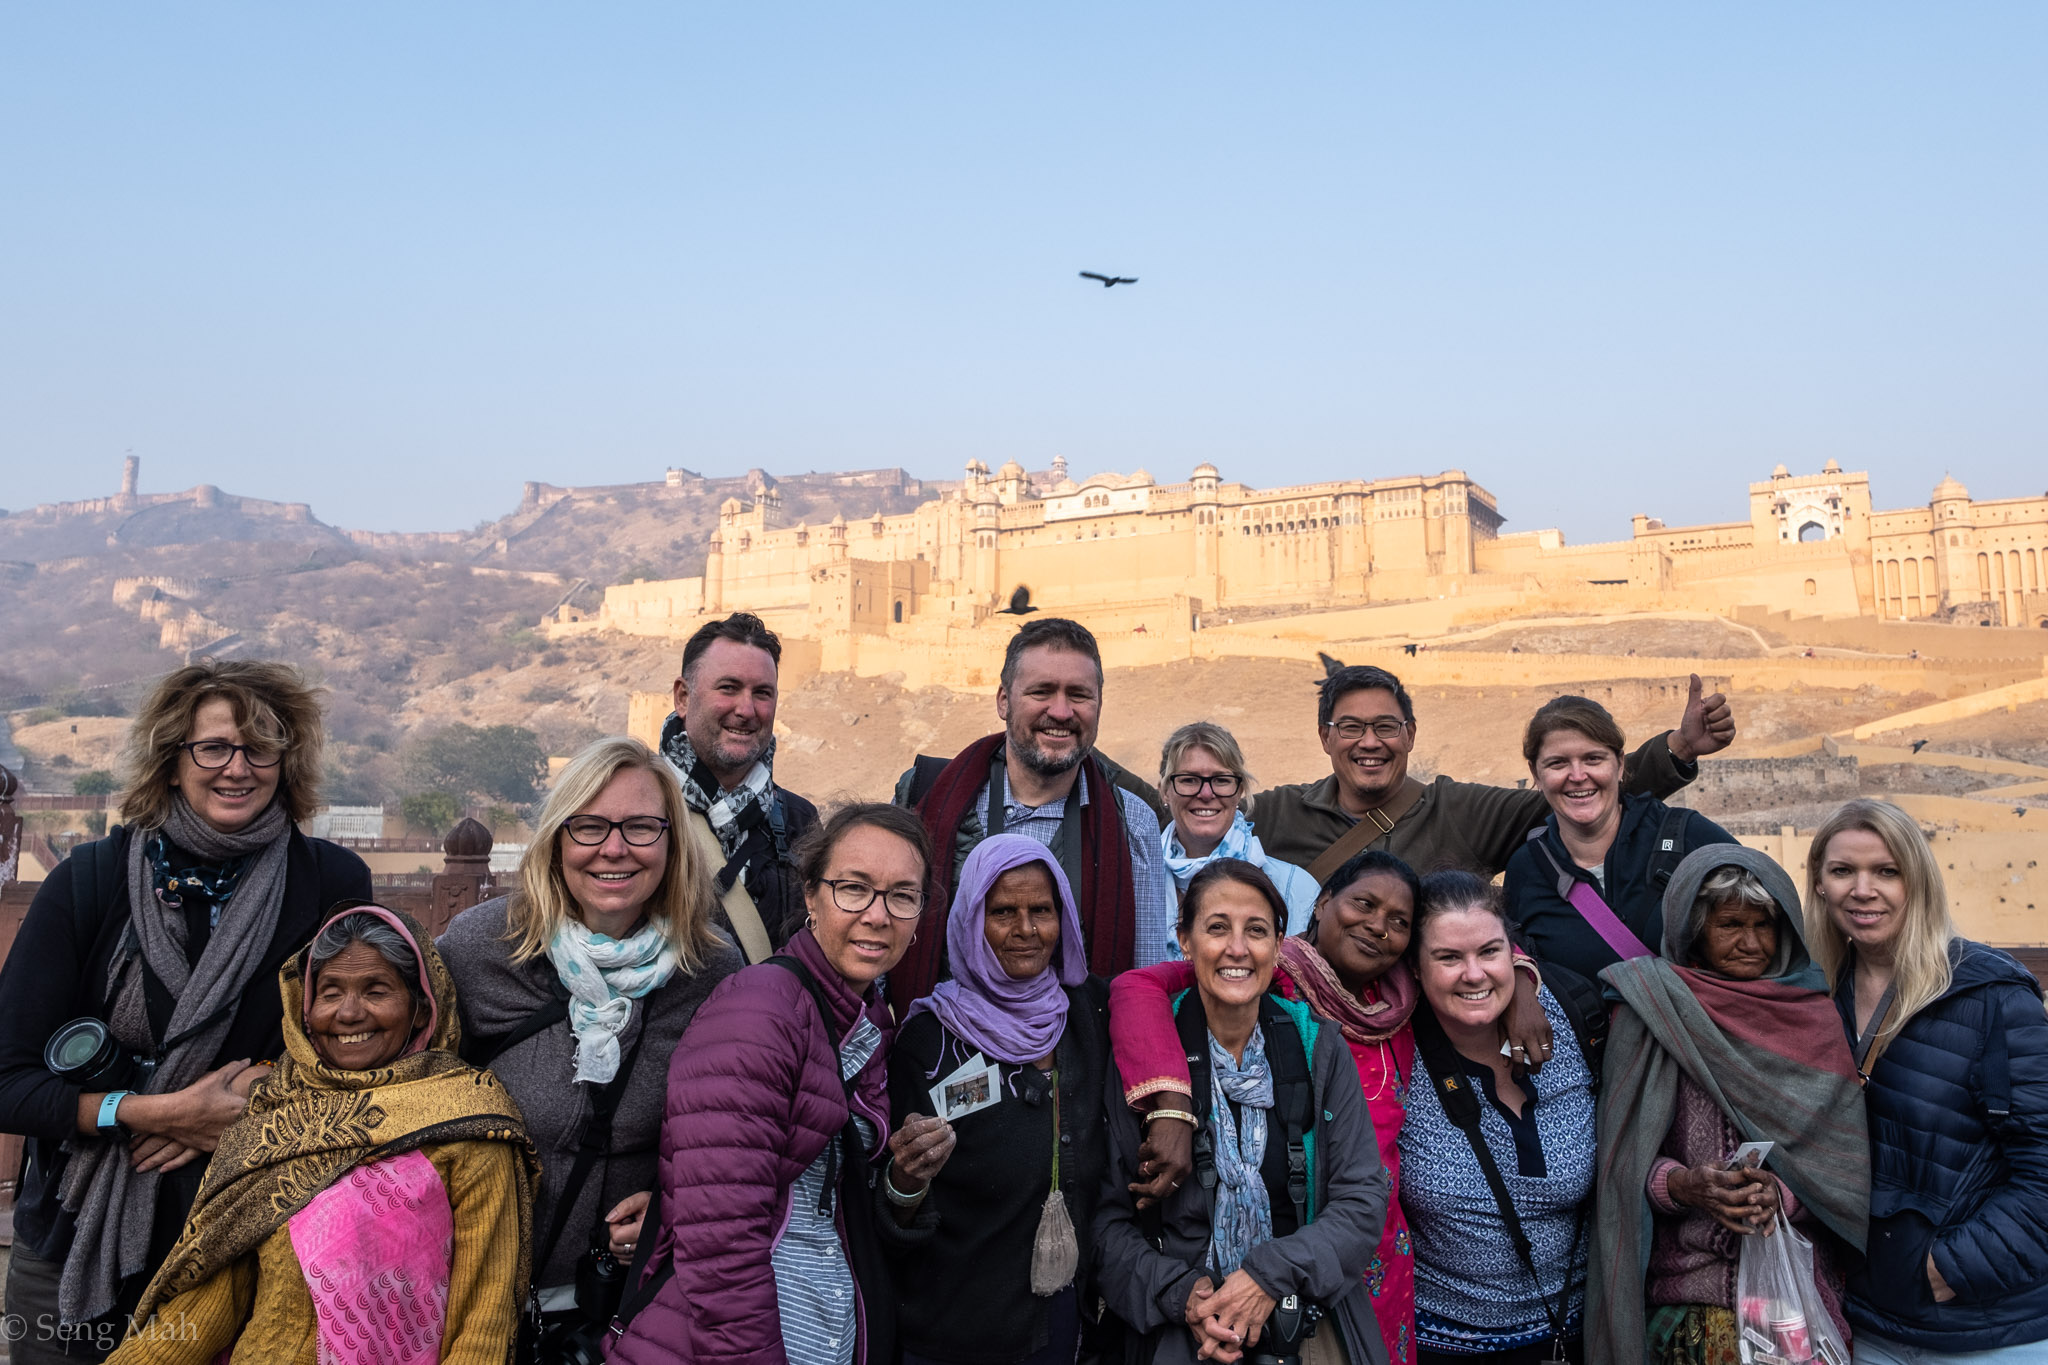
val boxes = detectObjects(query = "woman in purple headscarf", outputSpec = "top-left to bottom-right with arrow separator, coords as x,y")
885,834 -> 1114,1365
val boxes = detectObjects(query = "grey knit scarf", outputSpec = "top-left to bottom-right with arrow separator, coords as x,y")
659,712 -> 777,857
57,795 -> 292,1324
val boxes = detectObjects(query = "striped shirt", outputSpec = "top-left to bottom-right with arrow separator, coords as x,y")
771,1015 -> 883,1365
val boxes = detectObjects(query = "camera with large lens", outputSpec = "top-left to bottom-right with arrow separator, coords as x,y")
45,1018 -> 154,1093
1249,1292 -> 1324,1365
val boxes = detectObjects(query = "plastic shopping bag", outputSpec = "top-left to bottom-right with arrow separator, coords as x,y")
1736,1211 -> 1850,1365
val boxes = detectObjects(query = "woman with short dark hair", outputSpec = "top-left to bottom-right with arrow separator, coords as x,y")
610,803 -> 956,1365
0,660 -> 371,1362
1096,860 -> 1393,1365
1504,696 -> 1738,985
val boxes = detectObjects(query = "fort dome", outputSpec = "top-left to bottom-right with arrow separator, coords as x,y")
1933,474 -> 1969,501
1192,462 -> 1220,479
998,460 -> 1025,480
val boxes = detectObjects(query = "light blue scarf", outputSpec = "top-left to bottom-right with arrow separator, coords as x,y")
1163,811 -> 1269,894
546,917 -> 678,1084
1206,1025 -> 1275,1277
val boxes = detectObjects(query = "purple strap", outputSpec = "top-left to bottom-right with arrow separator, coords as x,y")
1527,829 -> 1656,961
1563,879 -> 1655,961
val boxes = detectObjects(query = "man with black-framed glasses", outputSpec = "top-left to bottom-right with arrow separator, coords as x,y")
1250,663 -> 1735,888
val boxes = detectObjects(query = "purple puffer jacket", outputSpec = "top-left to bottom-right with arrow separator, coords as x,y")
607,928 -> 893,1365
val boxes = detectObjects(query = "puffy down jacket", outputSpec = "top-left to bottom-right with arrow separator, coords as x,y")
1842,939 -> 2048,1352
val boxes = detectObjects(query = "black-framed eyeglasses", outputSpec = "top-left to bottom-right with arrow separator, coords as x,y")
562,816 -> 671,847
819,878 -> 926,920
1166,772 -> 1243,797
1324,718 -> 1410,743
179,740 -> 283,770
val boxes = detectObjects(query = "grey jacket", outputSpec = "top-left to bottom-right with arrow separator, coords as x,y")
1093,1014 -> 1393,1365
436,896 -> 745,1286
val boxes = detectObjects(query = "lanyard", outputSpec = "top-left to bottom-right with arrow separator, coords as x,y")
1850,975 -> 1899,1077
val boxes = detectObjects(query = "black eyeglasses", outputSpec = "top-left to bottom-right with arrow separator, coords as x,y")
562,816 -> 671,847
818,879 -> 926,920
1166,772 -> 1242,797
180,740 -> 283,770
1325,718 -> 1410,743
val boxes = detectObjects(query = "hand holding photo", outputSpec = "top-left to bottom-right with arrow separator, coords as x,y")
928,1054 -> 1003,1121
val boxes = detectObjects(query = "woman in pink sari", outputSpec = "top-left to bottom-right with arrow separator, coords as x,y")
1111,851 -> 1548,1364
108,905 -> 536,1365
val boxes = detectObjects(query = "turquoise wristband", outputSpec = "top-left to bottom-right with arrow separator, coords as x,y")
96,1091 -> 130,1138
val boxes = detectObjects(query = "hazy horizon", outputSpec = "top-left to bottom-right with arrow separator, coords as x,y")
4,5 -> 2043,543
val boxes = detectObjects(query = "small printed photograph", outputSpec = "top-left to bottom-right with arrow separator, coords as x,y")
943,1071 -> 992,1115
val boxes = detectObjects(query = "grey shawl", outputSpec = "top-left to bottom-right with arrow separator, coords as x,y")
1586,844 -> 1870,1365
436,895 -> 745,1286
58,796 -> 293,1323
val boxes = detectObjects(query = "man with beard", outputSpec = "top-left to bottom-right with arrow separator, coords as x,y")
658,612 -> 819,960
890,617 -> 1176,1012
1251,662 -> 1734,885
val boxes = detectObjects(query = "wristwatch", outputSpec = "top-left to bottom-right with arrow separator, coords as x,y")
96,1091 -> 131,1139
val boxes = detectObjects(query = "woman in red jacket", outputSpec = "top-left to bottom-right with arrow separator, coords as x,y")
608,803 -> 956,1365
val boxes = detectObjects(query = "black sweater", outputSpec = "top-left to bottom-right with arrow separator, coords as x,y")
1502,794 -> 1736,982
884,978 -> 1111,1365
0,825 -> 370,1274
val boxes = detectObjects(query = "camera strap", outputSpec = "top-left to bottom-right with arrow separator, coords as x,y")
1412,1005 -> 1580,1353
537,1016 -> 649,1274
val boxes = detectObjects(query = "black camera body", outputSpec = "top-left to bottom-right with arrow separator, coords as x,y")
524,1245 -> 627,1365
45,1018 -> 155,1094
1248,1292 -> 1323,1365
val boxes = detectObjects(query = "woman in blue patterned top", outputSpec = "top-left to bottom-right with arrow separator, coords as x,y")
1398,872 -> 1597,1364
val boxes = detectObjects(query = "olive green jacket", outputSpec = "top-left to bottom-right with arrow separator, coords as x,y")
1247,730 -> 1698,881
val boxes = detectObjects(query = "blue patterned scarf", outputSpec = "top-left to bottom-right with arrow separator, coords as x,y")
1207,1025 -> 1275,1277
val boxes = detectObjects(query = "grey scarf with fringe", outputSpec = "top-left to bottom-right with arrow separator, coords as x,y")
57,795 -> 292,1324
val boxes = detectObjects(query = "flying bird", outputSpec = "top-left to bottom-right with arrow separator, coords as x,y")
2018,807 -> 2030,818
1080,272 -> 1138,288
1317,651 -> 1345,678
1911,739 -> 1929,753
997,585 -> 1039,616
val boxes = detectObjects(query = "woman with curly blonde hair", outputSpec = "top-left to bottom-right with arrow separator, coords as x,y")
1805,798 -> 2048,1361
0,660 -> 372,1363
437,736 -> 743,1352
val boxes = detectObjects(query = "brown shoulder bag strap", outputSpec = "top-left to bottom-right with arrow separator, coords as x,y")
1304,777 -> 1427,886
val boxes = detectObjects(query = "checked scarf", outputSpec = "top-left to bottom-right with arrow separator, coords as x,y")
659,712 -> 776,857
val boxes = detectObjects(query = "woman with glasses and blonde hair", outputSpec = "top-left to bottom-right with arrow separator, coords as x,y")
1805,798 -> 2048,1362
1159,721 -> 1320,934
437,735 -> 743,1352
0,660 -> 371,1363
611,802 -> 956,1365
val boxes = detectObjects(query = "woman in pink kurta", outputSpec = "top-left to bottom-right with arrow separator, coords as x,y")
1110,850 -> 1548,1365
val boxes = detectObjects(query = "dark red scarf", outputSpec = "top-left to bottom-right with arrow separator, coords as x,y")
891,732 -> 1136,1012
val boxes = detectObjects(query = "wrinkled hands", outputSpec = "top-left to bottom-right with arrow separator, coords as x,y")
127,1059 -> 262,1173
1184,1270 -> 1276,1362
1669,1163 -> 1779,1236
1503,973 -> 1554,1076
1133,1093 -> 1195,1210
1669,673 -> 1736,763
886,1111 -> 956,1196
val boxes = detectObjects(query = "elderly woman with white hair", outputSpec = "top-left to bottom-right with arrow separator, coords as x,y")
1158,721 -> 1320,935
437,735 -> 744,1355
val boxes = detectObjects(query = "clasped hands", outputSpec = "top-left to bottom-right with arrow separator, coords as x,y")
1182,1270 -> 1275,1363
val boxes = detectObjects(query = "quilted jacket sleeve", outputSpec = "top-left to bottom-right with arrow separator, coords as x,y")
608,970 -> 816,1365
1928,980 -> 2048,1303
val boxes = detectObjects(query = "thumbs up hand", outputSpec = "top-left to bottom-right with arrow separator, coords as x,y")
1671,673 -> 1736,762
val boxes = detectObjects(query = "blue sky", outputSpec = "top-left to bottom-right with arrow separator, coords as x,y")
3,5 -> 2042,542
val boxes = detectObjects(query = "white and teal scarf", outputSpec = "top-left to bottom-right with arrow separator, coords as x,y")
1163,810 -> 1269,895
546,917 -> 679,1084
1207,1025 -> 1275,1277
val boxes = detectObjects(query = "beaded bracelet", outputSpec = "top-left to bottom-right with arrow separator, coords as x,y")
1143,1108 -> 1200,1127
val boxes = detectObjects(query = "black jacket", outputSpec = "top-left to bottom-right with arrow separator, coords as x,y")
1502,794 -> 1736,983
1840,941 -> 2048,1352
719,785 -> 818,949
884,978 -> 1111,1364
0,825 -> 371,1271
